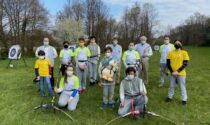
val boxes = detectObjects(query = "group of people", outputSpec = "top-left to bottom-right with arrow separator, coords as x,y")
34,35 -> 190,117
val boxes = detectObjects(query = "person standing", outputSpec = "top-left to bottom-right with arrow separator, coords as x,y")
34,50 -> 53,97
166,40 -> 190,105
122,42 -> 140,76
159,37 -> 175,87
98,47 -> 118,109
35,37 -> 58,88
135,36 -> 153,85
106,35 -> 122,84
88,36 -> 100,86
59,41 -> 74,76
74,37 -> 91,93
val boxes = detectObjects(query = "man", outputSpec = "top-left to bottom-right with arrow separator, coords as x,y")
88,36 -> 100,86
122,42 -> 140,76
135,36 -> 153,85
159,37 -> 175,87
35,37 -> 58,88
106,35 -> 122,84
118,67 -> 148,117
166,40 -> 190,105
74,37 -> 91,93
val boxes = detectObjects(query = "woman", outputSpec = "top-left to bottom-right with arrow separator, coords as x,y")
54,65 -> 80,111
118,67 -> 148,116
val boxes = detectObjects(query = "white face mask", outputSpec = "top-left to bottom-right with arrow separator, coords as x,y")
127,75 -> 134,80
39,56 -> 45,59
164,40 -> 170,44
66,71 -> 73,76
105,52 -> 111,57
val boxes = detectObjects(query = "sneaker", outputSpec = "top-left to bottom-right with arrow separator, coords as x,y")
109,103 -> 115,109
181,101 -> 187,105
166,97 -> 172,102
100,102 -> 107,109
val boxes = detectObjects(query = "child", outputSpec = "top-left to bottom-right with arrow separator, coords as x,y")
88,36 -> 100,86
98,47 -> 118,109
54,65 -> 80,111
59,41 -> 74,76
34,50 -> 53,97
74,37 -> 91,93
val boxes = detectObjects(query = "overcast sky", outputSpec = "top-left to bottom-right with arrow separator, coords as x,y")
40,0 -> 210,35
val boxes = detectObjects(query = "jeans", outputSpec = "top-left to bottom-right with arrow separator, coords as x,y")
39,76 -> 53,97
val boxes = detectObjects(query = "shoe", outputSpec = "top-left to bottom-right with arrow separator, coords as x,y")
100,102 -> 107,109
109,103 -> 115,109
158,83 -> 164,87
181,101 -> 187,105
166,97 -> 172,102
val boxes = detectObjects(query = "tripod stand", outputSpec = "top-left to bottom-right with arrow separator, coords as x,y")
34,96 -> 74,121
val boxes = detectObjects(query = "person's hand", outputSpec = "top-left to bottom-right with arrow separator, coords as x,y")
54,86 -> 58,93
141,92 -> 147,96
120,102 -> 124,108
49,75 -> 52,78
172,71 -> 179,76
143,54 -> 149,58
36,76 -> 40,80
67,98 -> 73,104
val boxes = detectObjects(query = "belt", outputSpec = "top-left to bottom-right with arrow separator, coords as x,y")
78,60 -> 88,62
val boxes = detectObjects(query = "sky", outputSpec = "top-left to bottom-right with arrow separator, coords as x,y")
39,0 -> 210,35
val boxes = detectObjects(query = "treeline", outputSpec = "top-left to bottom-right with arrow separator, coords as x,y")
54,0 -> 158,50
168,12 -> 210,46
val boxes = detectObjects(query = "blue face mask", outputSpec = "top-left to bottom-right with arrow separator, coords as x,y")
141,41 -> 146,44
43,41 -> 49,46
129,46 -> 135,51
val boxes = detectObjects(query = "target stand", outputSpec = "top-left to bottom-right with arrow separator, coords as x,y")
6,45 -> 27,68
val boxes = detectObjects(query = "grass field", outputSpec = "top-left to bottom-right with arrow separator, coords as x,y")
0,46 -> 210,125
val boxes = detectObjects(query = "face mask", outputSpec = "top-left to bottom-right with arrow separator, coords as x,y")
127,75 -> 134,80
164,40 -> 170,44
64,45 -> 68,48
141,41 -> 146,44
105,52 -> 111,57
66,71 -> 73,76
113,40 -> 118,45
174,44 -> 181,49
39,56 -> 45,60
43,41 -> 49,46
129,46 -> 135,51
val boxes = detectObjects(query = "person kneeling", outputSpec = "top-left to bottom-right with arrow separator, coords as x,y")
118,67 -> 148,117
54,65 -> 80,111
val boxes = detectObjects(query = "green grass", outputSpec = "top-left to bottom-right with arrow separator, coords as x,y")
0,46 -> 210,125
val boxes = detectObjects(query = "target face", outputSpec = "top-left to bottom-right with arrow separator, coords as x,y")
10,48 -> 16,57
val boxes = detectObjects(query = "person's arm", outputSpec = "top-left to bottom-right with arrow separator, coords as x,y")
35,47 -> 40,58
119,46 -> 122,59
98,61 -> 102,78
87,47 -> 91,57
74,48 -> 79,64
167,59 -> 173,73
34,60 -> 39,77
98,45 -> 101,58
54,77 -> 65,93
53,47 -> 58,58
148,46 -> 153,56
119,82 -> 125,103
